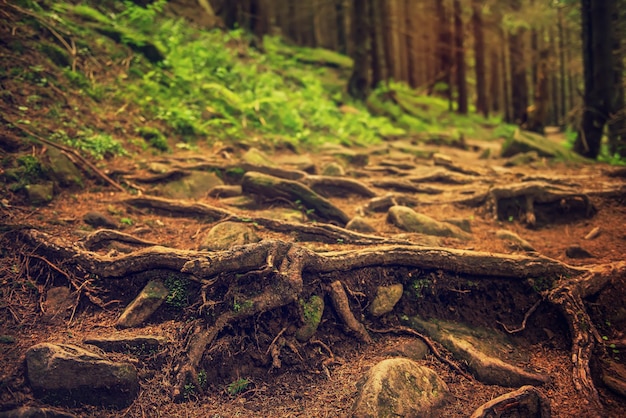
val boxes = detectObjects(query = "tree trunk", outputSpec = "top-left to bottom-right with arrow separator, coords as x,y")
432,0 -> 452,102
574,0 -> 614,159
549,26 -> 560,126
508,0 -> 529,124
558,6 -> 567,125
526,50 -> 550,134
336,0 -> 347,54
472,0 -> 488,117
608,1 -> 626,157
382,0 -> 395,84
369,0 -> 384,87
502,29 -> 513,123
453,0 -> 467,114
347,0 -> 370,100
405,0 -> 417,88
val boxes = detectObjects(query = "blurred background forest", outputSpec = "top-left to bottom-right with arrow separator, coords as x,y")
197,0 -> 625,159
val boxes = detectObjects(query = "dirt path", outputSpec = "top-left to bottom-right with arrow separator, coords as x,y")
2,135 -> 626,417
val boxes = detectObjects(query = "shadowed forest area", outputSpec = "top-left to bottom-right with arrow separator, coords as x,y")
1,0 -> 625,417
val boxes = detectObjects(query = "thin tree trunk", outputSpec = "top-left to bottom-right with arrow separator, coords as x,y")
508,0 -> 529,124
489,46 -> 501,114
347,0 -> 370,100
453,0 -> 467,114
549,26 -> 561,126
502,29 -> 513,123
382,0 -> 395,83
336,0 -> 347,54
369,0 -> 383,88
558,6 -> 567,124
574,0 -> 614,158
472,0 -> 488,117
405,0 -> 417,88
432,0 -> 452,102
608,1 -> 625,157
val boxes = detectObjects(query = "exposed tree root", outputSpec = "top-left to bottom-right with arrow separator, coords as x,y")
328,281 -> 372,344
485,181 -> 596,227
13,228 -> 623,411
368,325 -> 474,381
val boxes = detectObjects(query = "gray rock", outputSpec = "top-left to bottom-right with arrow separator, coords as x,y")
47,147 -> 83,188
295,295 -> 325,342
352,358 -> 449,418
84,335 -> 167,353
25,183 -> 54,206
198,221 -> 261,251
387,206 -> 471,240
116,280 -> 169,328
25,343 -> 139,408
445,218 -> 472,233
369,284 -> 403,317
321,162 -> 345,176
160,171 -> 223,199
383,339 -> 429,361
83,212 -> 118,229
496,230 -> 535,251
42,287 -> 72,323
346,216 -> 377,234
0,406 -> 76,418
242,147 -> 276,167
407,316 -> 550,387
319,144 -> 369,167
207,185 -> 242,198
565,245 -> 594,259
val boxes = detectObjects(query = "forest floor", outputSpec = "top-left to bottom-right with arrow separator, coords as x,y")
2,128 -> 626,417
1,3 -> 626,416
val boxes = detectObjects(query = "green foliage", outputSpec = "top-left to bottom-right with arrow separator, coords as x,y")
164,276 -> 189,309
17,155 -> 43,180
226,378 -> 250,396
119,0 -> 167,32
197,370 -> 207,389
233,298 -> 253,313
52,129 -> 127,160
136,126 -> 169,151
411,278 -> 431,299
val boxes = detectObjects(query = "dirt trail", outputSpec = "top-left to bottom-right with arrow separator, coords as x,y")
2,135 -> 626,417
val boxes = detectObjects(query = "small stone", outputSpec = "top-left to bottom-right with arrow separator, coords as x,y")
83,211 -> 118,229
346,216 -> 376,233
384,339 -> 429,361
352,358 -> 449,418
42,286 -> 72,322
295,295 -> 325,342
208,185 -> 242,198
387,206 -> 471,240
25,182 -> 54,206
369,284 -> 404,317
199,221 -> 260,251
565,245 -> 594,259
116,280 -> 169,328
321,162 -> 345,176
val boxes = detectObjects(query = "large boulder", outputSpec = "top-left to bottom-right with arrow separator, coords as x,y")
352,358 -> 449,418
25,343 -> 139,408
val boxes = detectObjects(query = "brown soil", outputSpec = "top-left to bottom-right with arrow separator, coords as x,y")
2,139 -> 626,417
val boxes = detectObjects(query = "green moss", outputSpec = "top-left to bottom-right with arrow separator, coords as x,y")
38,42 -> 70,67
136,126 -> 169,151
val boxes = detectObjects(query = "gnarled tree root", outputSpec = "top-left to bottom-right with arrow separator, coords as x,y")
12,228 -> 623,412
